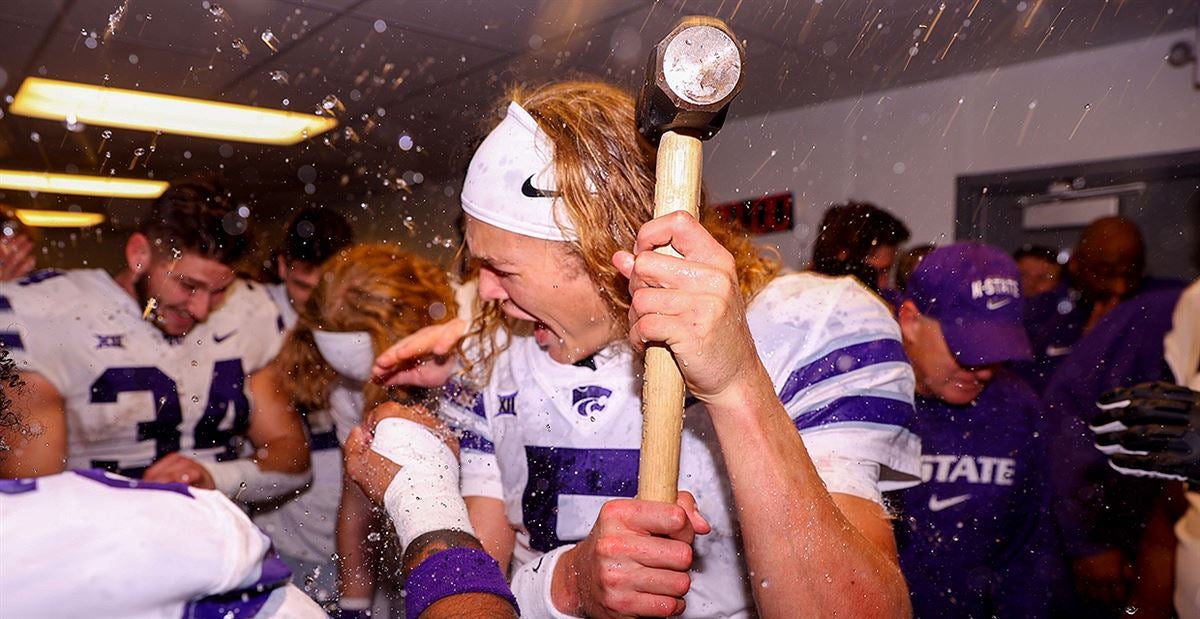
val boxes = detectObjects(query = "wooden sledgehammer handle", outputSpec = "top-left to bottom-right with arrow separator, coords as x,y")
637,131 -> 703,503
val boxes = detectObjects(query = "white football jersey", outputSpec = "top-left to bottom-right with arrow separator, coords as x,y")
444,272 -> 921,617
0,469 -> 324,618
264,282 -> 300,332
0,269 -> 285,474
253,283 -> 343,568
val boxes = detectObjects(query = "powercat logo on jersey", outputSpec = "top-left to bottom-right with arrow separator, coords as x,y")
572,386 -> 612,417
920,454 -> 1016,485
969,278 -> 1020,300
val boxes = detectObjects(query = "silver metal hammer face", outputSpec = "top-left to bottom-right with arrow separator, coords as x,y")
636,16 -> 746,144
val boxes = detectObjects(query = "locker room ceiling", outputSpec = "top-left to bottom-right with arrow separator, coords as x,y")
0,0 -> 1194,223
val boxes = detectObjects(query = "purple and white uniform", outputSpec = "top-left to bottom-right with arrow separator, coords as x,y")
0,269 -> 285,476
0,469 -> 324,618
445,272 -> 922,617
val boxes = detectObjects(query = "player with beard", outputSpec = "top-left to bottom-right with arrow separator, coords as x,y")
376,81 -> 921,618
0,177 -> 309,505
0,346 -> 513,618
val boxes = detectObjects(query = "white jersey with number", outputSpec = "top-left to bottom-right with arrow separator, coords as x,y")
253,282 -> 344,569
0,469 -> 324,618
445,272 -> 922,617
0,269 -> 285,474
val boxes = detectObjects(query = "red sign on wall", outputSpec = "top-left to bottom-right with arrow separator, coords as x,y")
709,192 -> 794,234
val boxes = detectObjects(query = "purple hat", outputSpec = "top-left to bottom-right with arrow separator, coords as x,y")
904,242 -> 1033,366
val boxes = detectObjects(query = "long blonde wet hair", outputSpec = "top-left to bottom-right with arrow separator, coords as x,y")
276,243 -> 458,411
463,80 -> 781,382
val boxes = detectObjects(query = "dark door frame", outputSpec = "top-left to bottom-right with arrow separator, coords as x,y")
955,148 -> 1200,241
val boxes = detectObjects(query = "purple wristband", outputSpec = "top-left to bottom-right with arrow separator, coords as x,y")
404,547 -> 519,619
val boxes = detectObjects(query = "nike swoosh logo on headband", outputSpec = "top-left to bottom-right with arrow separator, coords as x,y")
521,175 -> 561,199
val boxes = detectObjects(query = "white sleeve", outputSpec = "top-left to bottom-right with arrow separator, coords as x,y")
509,544 -> 580,619
756,278 -> 922,503
233,280 -> 288,371
0,284 -> 72,389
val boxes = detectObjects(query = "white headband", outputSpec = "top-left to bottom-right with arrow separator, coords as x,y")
460,101 -> 576,242
311,330 -> 374,383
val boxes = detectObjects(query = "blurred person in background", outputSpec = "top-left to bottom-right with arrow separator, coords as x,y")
0,206 -> 37,282
1017,216 -> 1185,393
0,178 -> 310,507
263,206 -> 355,329
809,200 -> 911,299
252,206 -> 354,607
894,244 -> 936,294
1045,281 -> 1188,617
1014,244 -> 1063,298
272,243 -> 457,617
882,243 -> 937,312
1084,278 -> 1200,618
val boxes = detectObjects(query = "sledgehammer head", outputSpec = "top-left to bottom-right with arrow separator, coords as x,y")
636,16 -> 745,144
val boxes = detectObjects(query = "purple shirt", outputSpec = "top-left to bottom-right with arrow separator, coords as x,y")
892,371 -> 1062,617
1016,278 -> 1185,394
1044,287 -> 1184,559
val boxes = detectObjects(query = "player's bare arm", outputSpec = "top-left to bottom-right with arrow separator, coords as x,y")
244,362 -> 310,476
616,211 -> 911,618
0,371 -> 66,478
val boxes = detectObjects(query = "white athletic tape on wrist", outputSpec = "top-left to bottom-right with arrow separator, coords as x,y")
510,544 -> 579,619
460,101 -> 576,242
372,418 -> 475,548
200,458 -> 312,503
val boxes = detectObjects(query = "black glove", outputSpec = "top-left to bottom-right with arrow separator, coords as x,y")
1090,381 -> 1200,484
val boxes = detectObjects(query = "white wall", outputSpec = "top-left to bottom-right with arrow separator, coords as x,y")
707,31 -> 1200,269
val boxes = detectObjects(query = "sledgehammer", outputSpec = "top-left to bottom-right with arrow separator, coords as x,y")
635,16 -> 745,503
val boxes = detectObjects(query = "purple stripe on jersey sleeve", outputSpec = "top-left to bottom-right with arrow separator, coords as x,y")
792,395 -> 913,432
0,331 -> 24,350
0,478 -> 36,494
183,546 -> 292,619
460,430 -> 496,454
74,468 -> 193,498
779,339 -> 908,406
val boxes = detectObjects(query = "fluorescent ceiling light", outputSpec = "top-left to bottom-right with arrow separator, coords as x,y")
10,77 -> 337,145
0,169 -> 168,199
15,209 -> 106,228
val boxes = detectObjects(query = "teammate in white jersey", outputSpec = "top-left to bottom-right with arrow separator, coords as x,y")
253,206 -> 354,606
377,82 -> 921,618
273,243 -> 458,614
0,468 -> 326,619
0,348 -> 507,619
0,178 -> 309,503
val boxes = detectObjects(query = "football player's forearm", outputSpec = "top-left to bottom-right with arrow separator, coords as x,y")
403,529 -> 518,619
707,373 -> 911,618
336,478 -> 378,600
0,372 -> 67,478
252,433 -> 310,474
246,365 -> 310,475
